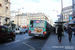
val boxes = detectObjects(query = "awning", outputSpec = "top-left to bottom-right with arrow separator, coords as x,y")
22,26 -> 27,28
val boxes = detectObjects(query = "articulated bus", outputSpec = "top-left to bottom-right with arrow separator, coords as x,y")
28,20 -> 52,37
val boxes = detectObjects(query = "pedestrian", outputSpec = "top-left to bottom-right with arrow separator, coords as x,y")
54,27 -> 56,34
52,27 -> 54,34
73,25 -> 75,35
68,25 -> 72,42
57,25 -> 63,43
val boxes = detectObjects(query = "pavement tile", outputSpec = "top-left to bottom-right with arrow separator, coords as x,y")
42,32 -> 75,50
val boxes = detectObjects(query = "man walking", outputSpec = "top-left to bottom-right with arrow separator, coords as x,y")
57,25 -> 63,43
68,25 -> 72,42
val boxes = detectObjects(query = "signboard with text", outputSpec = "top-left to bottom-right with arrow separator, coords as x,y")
69,15 -> 72,21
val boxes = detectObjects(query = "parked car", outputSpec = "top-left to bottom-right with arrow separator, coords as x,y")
0,25 -> 16,42
15,27 -> 25,34
23,28 -> 27,33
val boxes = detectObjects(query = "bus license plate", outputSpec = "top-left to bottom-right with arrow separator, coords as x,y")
35,35 -> 39,36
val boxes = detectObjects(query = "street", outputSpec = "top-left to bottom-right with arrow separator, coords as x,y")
0,32 -> 75,50
0,33 -> 48,50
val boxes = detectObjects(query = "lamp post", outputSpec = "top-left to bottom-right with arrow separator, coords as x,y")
17,7 -> 24,27
61,0 -> 64,35
53,10 -> 58,15
61,0 -> 63,22
53,10 -> 59,34
53,10 -> 60,21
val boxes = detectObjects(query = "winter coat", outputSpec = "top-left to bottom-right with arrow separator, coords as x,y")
68,27 -> 72,34
57,27 -> 63,35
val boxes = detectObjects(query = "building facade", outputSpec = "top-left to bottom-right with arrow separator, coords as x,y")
15,12 -> 54,27
10,11 -> 20,24
72,0 -> 75,14
15,13 -> 27,27
63,6 -> 72,22
0,0 -> 10,25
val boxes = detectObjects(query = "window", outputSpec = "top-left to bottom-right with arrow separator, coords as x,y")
5,3 -> 7,6
6,28 -> 11,33
6,0 -> 8,2
1,28 -> 6,33
5,10 -> 7,14
0,18 -> 1,22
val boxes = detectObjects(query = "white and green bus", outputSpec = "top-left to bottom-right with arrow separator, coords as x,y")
29,20 -> 52,37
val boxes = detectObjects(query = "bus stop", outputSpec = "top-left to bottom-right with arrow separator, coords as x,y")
55,21 -> 65,35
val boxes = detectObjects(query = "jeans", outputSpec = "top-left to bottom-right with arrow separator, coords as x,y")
58,35 -> 62,41
69,34 -> 72,42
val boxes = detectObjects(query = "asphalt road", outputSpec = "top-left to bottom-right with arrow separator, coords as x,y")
0,33 -> 49,50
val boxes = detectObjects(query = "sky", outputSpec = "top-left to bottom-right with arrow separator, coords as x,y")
10,0 -> 72,23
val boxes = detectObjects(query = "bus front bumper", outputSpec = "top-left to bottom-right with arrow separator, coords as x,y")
29,33 -> 47,37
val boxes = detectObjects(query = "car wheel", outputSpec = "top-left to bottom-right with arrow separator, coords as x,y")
0,40 -> 1,43
24,32 -> 25,34
16,33 -> 17,34
12,36 -> 15,41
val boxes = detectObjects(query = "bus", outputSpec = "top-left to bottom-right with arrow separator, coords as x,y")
28,20 -> 52,37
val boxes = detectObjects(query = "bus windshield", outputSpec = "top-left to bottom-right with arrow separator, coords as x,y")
30,20 -> 45,28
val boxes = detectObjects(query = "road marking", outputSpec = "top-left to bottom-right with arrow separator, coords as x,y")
5,40 -> 20,45
5,42 -> 15,45
5,37 -> 30,45
24,37 -> 30,39
27,40 -> 43,42
15,40 -> 21,42
23,42 -> 35,50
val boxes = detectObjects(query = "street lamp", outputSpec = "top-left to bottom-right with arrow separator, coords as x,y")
53,10 -> 59,21
53,10 -> 58,14
53,10 -> 59,34
17,7 -> 24,27
61,0 -> 64,35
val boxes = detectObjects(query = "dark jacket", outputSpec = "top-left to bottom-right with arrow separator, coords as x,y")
68,27 -> 72,34
73,28 -> 75,32
57,26 -> 63,35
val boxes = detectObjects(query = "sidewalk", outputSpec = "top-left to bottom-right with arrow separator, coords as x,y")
42,32 -> 75,50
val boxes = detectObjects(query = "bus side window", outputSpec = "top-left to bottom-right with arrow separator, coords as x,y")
30,20 -> 33,27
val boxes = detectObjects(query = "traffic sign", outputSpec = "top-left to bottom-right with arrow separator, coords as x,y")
57,15 -> 62,17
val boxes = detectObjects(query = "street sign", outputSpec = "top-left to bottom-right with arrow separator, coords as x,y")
57,15 -> 62,17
